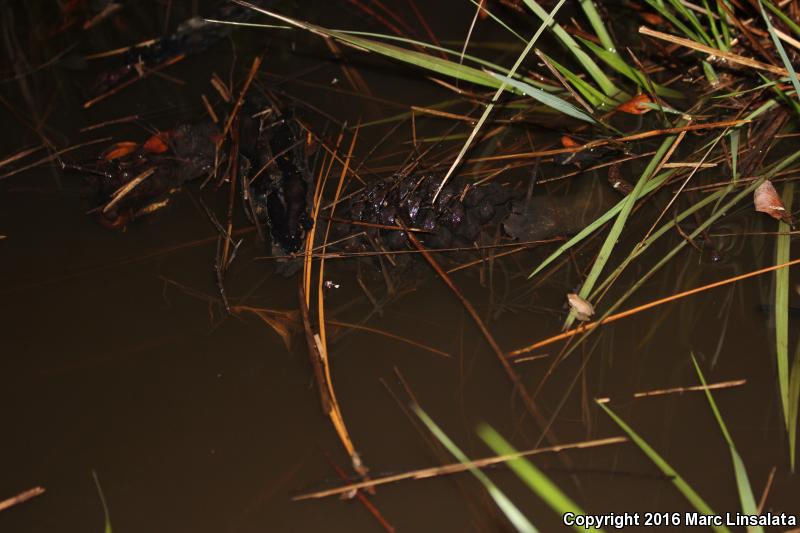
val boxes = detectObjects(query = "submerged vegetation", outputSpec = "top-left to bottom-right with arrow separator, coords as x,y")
1,0 -> 799,530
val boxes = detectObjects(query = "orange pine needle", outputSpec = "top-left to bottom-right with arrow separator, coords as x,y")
102,141 -> 138,160
311,125 -> 365,471
222,56 -> 262,139
318,125 -> 359,355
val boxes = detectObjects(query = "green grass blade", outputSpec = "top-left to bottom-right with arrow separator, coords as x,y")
716,0 -> 732,48
761,72 -> 800,116
775,181 -> 794,428
564,129 -> 682,329
578,38 -> 684,98
413,406 -> 539,533
92,470 -> 113,533
690,355 -> 762,532
710,128 -> 739,214
318,35 -> 501,88
538,52 -> 619,108
789,341 -> 800,471
702,0 -> 725,50
762,0 -> 800,38
744,97 -> 780,121
578,0 -> 616,53
729,129 -> 739,182
644,0 -> 702,42
467,0 -> 527,43
596,402 -> 731,533
588,122 -> 731,300
488,72 -> 596,123
590,183 -> 727,299
713,80 -> 784,99
434,0 -> 568,200
227,3 -> 551,94
237,3 -> 514,90
478,425 -> 603,533
520,0 -> 620,97
339,30 -> 558,92
667,0 -> 714,44
702,61 -> 720,85
760,0 -> 800,104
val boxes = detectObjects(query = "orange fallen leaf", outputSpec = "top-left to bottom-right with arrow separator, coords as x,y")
754,180 -> 788,221
617,94 -> 653,115
567,293 -> 595,321
101,141 -> 138,161
561,135 -> 580,148
143,132 -> 170,154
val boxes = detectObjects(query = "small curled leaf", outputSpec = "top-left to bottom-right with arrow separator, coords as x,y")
754,181 -> 789,222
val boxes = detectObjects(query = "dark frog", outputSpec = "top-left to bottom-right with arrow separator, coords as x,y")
239,105 -> 314,257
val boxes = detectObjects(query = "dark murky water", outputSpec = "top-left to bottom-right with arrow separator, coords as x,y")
1,1 -> 798,532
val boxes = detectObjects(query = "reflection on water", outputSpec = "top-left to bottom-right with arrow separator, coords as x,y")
0,1 -> 797,532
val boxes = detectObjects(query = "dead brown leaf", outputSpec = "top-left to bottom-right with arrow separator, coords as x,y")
754,180 -> 789,222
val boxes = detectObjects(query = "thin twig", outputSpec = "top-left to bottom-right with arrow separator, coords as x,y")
323,453 -> 396,532
595,379 -> 746,403
0,145 -> 42,170
327,319 -> 450,358
0,486 -> 45,513
1,137 -> 111,180
222,56 -> 262,138
756,466 -> 777,514
294,436 -> 626,500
